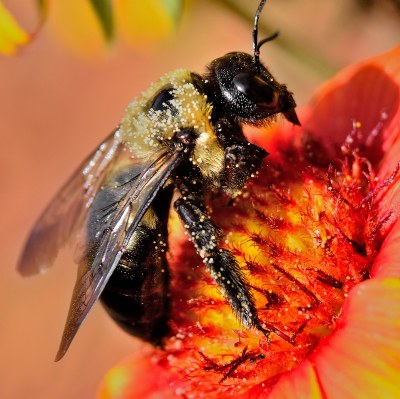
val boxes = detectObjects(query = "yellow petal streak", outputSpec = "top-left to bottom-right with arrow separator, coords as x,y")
48,0 -> 107,59
115,0 -> 177,50
0,2 -> 29,55
98,365 -> 131,399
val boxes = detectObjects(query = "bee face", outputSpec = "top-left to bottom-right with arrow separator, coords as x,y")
18,0 -> 300,361
206,52 -> 300,126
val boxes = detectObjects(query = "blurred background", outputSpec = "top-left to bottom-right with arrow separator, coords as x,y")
0,0 -> 399,397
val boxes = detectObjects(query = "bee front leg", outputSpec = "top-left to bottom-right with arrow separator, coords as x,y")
174,197 -> 268,336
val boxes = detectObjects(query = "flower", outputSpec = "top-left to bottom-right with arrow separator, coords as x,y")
97,46 -> 400,399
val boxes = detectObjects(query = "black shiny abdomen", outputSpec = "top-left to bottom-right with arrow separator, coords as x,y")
88,165 -> 174,344
100,222 -> 171,343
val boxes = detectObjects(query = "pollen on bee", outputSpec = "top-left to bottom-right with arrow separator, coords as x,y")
198,132 -> 209,143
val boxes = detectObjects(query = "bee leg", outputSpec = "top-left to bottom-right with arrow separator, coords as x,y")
174,197 -> 268,336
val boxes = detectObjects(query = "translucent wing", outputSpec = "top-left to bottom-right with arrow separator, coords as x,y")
17,130 -> 123,276
55,147 -> 184,361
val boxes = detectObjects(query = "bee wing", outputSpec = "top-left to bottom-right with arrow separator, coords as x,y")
55,147 -> 184,361
17,130 -> 123,276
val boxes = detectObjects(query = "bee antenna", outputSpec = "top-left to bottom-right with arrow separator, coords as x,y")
253,0 -> 279,71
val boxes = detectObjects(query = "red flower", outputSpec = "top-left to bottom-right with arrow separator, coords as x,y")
97,46 -> 400,399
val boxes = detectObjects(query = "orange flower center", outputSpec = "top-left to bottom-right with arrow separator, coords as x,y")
163,127 -> 395,396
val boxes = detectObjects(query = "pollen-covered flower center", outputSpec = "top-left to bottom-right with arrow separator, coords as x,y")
166,133 -> 393,394
225,167 -> 369,341
206,139 -> 390,382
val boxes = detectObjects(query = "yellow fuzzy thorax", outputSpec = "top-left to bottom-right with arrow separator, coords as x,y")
119,69 -> 225,180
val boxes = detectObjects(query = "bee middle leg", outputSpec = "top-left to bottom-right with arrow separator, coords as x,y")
174,197 -> 268,336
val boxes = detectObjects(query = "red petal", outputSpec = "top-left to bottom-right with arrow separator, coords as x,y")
97,352 -> 177,399
310,278 -> 400,398
269,361 -> 324,399
372,218 -> 400,277
306,46 -> 400,167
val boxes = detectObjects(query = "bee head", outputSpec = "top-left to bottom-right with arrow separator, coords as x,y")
205,0 -> 300,126
206,52 -> 299,126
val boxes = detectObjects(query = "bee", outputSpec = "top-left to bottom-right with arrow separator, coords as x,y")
18,0 -> 300,361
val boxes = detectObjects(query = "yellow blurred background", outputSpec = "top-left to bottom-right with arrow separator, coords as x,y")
0,0 -> 399,398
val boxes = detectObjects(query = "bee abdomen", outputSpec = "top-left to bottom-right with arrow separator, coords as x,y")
100,224 -> 170,344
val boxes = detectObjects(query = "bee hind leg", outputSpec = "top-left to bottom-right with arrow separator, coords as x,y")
174,197 -> 269,337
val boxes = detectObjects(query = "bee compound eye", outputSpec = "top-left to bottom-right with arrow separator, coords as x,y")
233,72 -> 279,109
150,87 -> 178,116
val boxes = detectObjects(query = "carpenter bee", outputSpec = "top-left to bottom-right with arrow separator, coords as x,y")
18,0 -> 300,361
